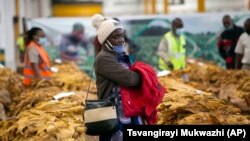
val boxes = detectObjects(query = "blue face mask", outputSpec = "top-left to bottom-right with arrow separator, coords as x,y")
113,45 -> 124,54
106,40 -> 124,54
38,37 -> 48,46
176,28 -> 184,35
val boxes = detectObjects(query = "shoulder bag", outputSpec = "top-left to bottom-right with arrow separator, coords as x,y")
84,65 -> 119,136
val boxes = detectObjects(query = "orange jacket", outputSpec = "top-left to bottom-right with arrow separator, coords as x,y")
23,41 -> 52,86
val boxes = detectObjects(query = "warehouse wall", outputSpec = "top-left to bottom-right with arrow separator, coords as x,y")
19,0 -> 52,33
104,0 -> 248,16
165,0 -> 248,14
103,0 -> 144,16
20,0 -> 51,18
19,0 -> 248,17
0,0 -> 16,70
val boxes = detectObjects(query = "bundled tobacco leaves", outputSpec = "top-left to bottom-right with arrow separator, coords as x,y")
0,90 -> 97,141
157,77 -> 250,125
0,68 -> 24,120
167,59 -> 250,112
0,68 -> 13,90
51,62 -> 96,93
8,80 -> 62,116
0,63 -> 98,141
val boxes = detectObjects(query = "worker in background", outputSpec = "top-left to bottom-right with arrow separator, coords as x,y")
235,18 -> 250,70
16,33 -> 25,64
59,22 -> 90,63
217,15 -> 244,69
23,27 -> 52,86
157,17 -> 186,71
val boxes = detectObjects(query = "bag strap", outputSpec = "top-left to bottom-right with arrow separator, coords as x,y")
85,63 -> 95,102
85,63 -> 119,102
113,84 -> 119,104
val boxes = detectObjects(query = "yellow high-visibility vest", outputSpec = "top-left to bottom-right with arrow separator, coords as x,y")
16,36 -> 25,52
159,32 -> 186,70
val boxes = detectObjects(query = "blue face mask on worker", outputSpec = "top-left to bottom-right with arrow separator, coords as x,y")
176,28 -> 184,35
38,37 -> 48,46
106,40 -> 124,54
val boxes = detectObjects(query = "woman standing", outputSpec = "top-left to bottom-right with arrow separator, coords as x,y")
23,27 -> 52,86
91,14 -> 144,141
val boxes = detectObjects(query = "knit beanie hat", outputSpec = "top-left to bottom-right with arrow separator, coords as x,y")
92,14 -> 123,45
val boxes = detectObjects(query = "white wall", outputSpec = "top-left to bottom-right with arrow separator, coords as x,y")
160,0 -> 248,14
167,0 -> 247,14
19,0 -> 249,18
41,0 -> 52,17
103,0 -> 144,16
104,0 -> 249,16
0,0 -> 16,70
0,0 -> 4,51
20,0 -> 51,19
206,0 -> 248,12
18,0 -> 52,33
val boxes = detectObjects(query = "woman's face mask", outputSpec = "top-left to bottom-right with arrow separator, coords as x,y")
106,40 -> 124,54
113,45 -> 124,53
38,37 -> 48,46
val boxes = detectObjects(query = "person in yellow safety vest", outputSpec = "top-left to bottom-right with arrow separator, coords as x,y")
23,27 -> 52,86
16,34 -> 25,63
157,18 -> 186,71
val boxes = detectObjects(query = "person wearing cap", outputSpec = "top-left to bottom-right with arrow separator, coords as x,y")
59,22 -> 90,63
92,14 -> 144,141
92,17 -> 140,61
112,17 -> 140,64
